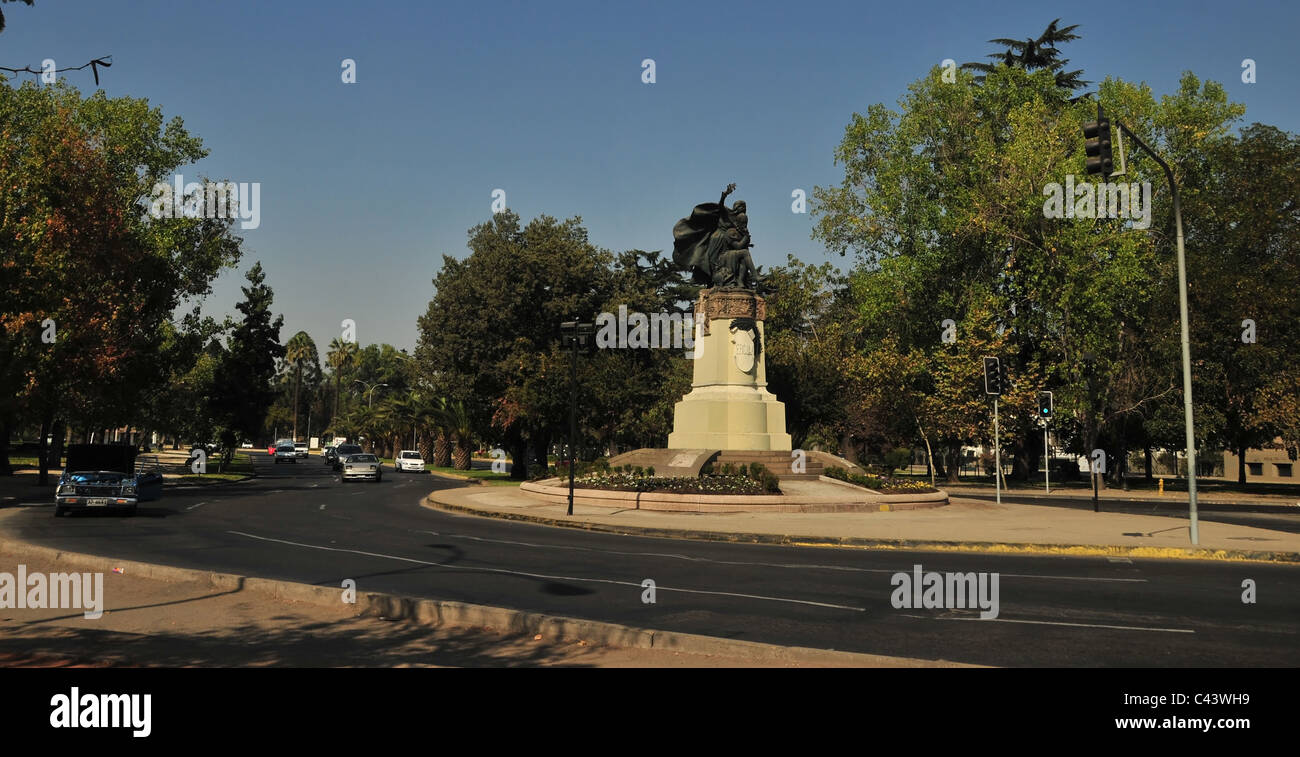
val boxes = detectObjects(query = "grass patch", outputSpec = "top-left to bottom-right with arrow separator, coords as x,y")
167,452 -> 254,485
425,465 -> 519,485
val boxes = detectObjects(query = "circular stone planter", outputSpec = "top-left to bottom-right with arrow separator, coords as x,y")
519,476 -> 948,513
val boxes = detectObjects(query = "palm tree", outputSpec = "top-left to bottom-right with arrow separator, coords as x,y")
961,19 -> 1087,91
325,338 -> 359,418
283,332 -> 318,441
429,396 -> 452,468
444,400 -> 474,470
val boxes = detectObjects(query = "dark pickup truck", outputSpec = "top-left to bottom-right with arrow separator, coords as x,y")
54,444 -> 163,517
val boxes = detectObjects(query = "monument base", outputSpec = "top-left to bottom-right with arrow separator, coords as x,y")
666,386 -> 791,450
666,288 -> 792,451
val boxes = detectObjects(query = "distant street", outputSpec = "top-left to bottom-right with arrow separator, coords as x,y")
3,451 -> 1296,667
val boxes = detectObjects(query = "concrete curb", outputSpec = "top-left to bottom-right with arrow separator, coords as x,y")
518,477 -> 948,513
423,493 -> 1300,564
0,536 -> 959,666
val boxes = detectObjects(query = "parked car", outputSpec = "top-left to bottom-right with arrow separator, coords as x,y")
54,444 -> 163,517
273,443 -> 297,464
331,444 -> 363,471
394,450 -> 425,473
341,453 -> 382,482
294,442 -> 309,459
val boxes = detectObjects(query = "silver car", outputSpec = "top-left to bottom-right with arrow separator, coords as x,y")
341,453 -> 382,482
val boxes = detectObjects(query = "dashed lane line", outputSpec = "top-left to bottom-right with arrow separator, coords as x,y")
226,530 -> 865,613
419,531 -> 1147,583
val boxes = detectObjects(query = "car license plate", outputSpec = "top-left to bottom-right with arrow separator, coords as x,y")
87,497 -> 109,506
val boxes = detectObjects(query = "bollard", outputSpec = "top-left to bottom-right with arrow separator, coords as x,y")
1158,478 -> 1164,496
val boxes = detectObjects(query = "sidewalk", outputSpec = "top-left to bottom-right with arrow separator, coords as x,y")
426,484 -> 1300,562
939,480 -> 1300,509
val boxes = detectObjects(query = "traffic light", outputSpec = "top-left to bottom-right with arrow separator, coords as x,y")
1083,105 -> 1114,177
983,357 -> 1002,396
1038,390 -> 1054,418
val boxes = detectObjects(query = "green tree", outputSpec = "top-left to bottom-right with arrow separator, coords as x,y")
0,78 -> 240,479
283,331 -> 318,441
962,19 -> 1087,90
209,263 -> 285,463
1182,123 -> 1300,482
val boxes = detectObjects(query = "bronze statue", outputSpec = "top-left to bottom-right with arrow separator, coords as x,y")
672,183 -> 760,289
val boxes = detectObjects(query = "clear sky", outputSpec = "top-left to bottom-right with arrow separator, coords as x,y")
4,0 -> 1296,353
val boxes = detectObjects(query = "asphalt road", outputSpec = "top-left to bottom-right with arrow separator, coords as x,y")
3,452 -> 1296,666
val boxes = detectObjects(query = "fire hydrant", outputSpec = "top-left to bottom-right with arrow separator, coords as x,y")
1158,478 -> 1164,496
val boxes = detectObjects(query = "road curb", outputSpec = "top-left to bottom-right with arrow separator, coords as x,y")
422,493 -> 1300,564
0,536 -> 960,666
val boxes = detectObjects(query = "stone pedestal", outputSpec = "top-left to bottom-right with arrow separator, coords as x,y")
667,289 -> 792,451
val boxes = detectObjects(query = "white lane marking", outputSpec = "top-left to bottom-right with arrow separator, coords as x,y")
319,504 -> 326,510
904,613 -> 1193,633
417,532 -> 1147,583
1108,557 -> 1133,564
186,502 -> 207,511
227,530 -> 863,613
266,489 -> 284,495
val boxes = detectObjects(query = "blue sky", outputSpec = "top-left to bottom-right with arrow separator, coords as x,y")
4,0 -> 1297,353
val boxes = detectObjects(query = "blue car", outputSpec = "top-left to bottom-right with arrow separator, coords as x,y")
54,445 -> 163,517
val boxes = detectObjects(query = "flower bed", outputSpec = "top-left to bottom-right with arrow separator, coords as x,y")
573,471 -> 780,496
824,466 -> 939,494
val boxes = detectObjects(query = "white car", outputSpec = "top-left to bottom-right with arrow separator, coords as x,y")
294,442 -> 309,459
341,453 -> 382,482
395,450 -> 425,473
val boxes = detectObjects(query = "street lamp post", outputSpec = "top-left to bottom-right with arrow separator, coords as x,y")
354,380 -> 388,408
560,320 -> 595,516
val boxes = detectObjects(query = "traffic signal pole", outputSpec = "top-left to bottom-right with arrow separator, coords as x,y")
1084,106 -> 1199,545
1043,423 -> 1050,494
993,397 -> 1001,506
1114,121 -> 1200,545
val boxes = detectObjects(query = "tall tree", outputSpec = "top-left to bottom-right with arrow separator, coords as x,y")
209,263 -> 285,462
283,331 -> 318,441
962,19 -> 1087,90
0,78 -> 240,479
326,338 -> 359,418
